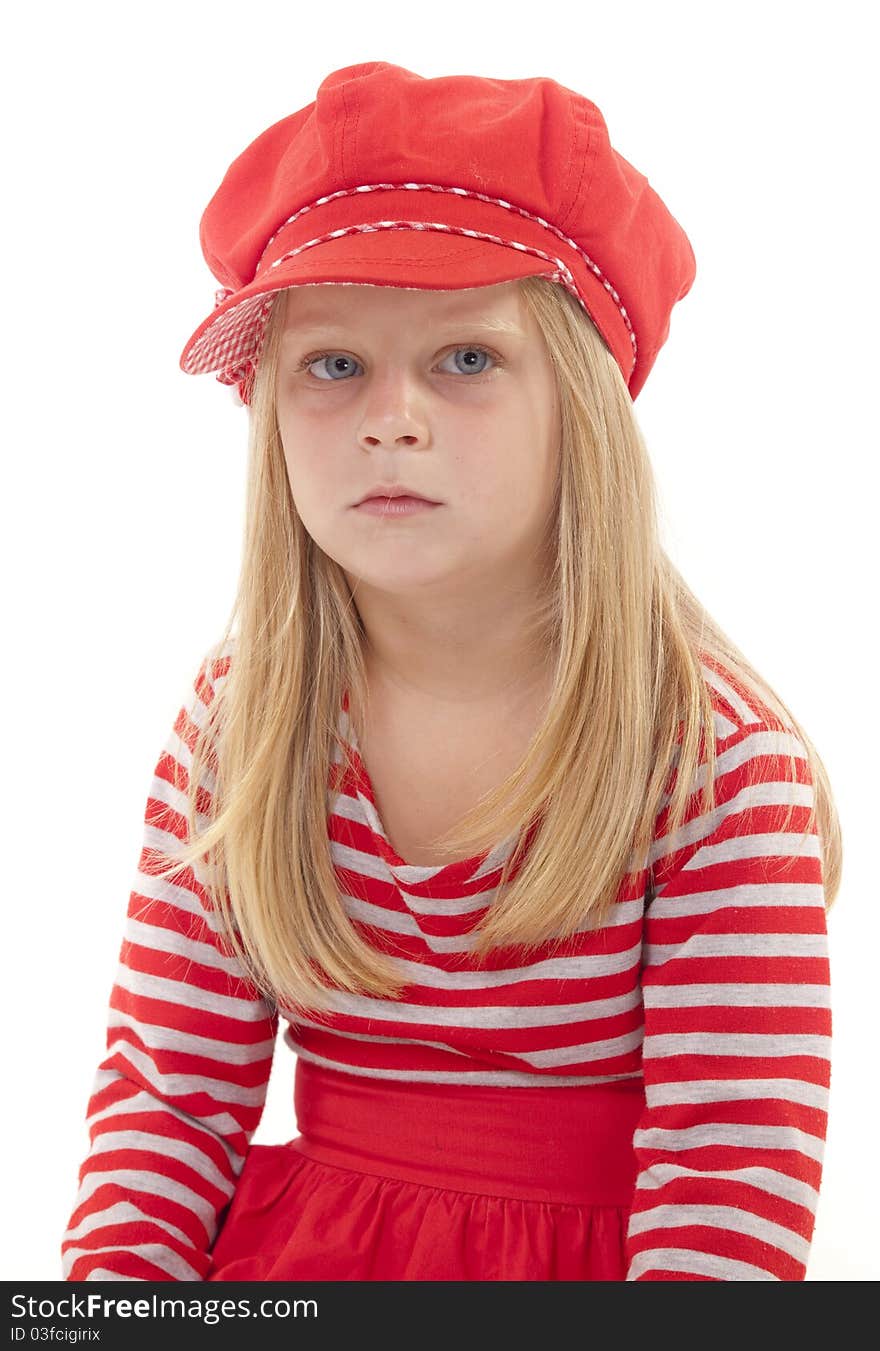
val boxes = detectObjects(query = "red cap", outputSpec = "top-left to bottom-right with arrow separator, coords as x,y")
179,61 -> 696,405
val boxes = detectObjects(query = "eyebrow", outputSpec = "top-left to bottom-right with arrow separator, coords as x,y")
280,317 -> 526,344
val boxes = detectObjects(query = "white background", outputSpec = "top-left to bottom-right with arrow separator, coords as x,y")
3,0 -> 876,1281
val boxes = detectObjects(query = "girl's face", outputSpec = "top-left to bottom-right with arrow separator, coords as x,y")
274,280 -> 560,604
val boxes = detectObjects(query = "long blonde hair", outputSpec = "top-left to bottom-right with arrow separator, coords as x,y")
156,275 -> 842,1019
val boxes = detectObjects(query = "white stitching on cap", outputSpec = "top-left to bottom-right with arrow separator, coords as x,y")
260,220 -> 578,290
257,182 -> 636,355
190,182 -> 638,396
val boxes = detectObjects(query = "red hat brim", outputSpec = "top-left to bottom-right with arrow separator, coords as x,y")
179,225 -> 587,379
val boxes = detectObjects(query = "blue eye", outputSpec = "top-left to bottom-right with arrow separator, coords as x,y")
302,353 -> 360,381
297,344 -> 500,381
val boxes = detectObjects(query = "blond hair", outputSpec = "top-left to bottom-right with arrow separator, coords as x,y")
156,276 -> 842,1019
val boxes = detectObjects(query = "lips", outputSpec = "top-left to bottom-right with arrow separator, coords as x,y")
354,488 -> 439,506
360,494 -> 433,505
352,494 -> 442,517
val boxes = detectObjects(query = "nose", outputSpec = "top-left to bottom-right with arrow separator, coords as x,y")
357,401 -> 431,453
356,369 -> 430,450
359,428 -> 421,448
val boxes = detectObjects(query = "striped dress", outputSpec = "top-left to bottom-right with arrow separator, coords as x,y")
60,643 -> 832,1281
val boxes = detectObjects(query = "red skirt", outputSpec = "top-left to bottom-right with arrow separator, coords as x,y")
206,1059 -> 645,1282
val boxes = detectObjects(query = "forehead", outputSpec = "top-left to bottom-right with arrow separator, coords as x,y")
277,280 -> 528,335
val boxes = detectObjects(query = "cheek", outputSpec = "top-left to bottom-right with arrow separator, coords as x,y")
470,426 -> 545,504
280,426 -> 338,508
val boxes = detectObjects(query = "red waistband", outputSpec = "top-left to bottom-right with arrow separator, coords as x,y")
290,1059 -> 645,1206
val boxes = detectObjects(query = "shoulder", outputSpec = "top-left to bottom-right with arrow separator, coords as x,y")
676,650 -> 812,811
648,654 -> 815,895
193,634 -> 237,705
697,648 -> 797,744
173,635 -> 237,757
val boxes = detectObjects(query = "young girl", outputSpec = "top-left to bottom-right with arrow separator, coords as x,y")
61,61 -> 840,1283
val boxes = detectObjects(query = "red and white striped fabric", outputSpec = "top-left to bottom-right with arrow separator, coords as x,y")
61,642 -> 831,1281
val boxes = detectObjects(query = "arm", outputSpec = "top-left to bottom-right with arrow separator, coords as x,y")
61,652 -> 279,1281
625,718 -> 831,1280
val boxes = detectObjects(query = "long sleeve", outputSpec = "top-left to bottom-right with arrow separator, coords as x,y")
61,653 -> 279,1281
625,717 -> 831,1281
